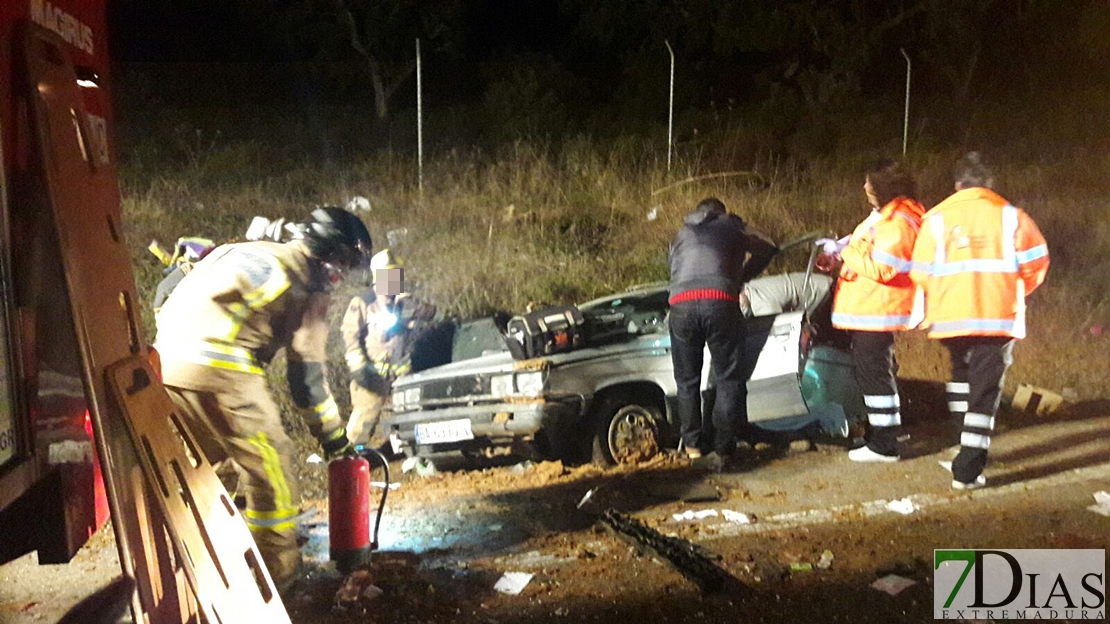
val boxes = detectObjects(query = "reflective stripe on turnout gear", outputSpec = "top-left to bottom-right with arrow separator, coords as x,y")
298,396 -> 342,432
345,348 -> 368,372
245,432 -> 298,531
156,340 -> 264,375
200,245 -> 294,344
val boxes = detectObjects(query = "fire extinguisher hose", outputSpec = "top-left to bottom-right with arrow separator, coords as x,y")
361,447 -> 391,550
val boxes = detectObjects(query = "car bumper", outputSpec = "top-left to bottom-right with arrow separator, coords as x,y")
383,397 -> 584,454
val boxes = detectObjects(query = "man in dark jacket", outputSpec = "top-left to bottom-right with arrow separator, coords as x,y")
669,197 -> 777,463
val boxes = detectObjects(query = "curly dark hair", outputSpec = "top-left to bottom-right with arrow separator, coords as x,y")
865,159 -> 917,207
953,151 -> 994,189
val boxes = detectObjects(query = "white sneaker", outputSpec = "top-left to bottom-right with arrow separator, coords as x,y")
952,475 -> 987,490
848,446 -> 900,463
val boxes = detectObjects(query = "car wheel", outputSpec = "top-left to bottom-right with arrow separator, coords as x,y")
590,399 -> 665,465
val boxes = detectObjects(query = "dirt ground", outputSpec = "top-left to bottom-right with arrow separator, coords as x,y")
2,392 -> 1108,624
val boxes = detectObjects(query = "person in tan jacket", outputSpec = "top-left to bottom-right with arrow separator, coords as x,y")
342,249 -> 437,447
154,206 -> 372,591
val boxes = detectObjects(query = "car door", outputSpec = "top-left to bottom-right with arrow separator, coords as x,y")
743,311 -> 808,421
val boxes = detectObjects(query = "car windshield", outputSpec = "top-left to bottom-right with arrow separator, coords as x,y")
579,287 -> 670,337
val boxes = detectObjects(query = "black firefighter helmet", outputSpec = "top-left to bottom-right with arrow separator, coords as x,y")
301,206 -> 373,270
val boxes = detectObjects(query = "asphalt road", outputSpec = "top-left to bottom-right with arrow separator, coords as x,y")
2,406 -> 1107,623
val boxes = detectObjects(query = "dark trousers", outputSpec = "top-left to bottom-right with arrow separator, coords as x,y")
850,331 -> 902,456
942,336 -> 1014,483
669,299 -> 747,455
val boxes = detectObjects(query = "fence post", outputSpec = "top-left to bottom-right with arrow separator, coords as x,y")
901,48 -> 911,157
665,40 -> 675,171
417,38 -> 424,194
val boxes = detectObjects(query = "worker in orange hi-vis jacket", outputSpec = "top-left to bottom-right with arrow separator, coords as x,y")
824,160 -> 926,463
910,152 -> 1050,490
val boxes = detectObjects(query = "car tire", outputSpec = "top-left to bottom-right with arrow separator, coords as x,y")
590,397 -> 666,466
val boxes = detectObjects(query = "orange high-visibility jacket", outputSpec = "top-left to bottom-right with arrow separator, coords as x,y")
909,187 -> 1049,339
832,197 -> 926,331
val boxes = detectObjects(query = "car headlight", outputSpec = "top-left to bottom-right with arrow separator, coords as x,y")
491,374 -> 514,398
515,371 -> 544,397
403,386 -> 421,406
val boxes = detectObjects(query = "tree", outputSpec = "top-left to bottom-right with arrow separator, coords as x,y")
334,0 -> 462,120
238,0 -> 462,121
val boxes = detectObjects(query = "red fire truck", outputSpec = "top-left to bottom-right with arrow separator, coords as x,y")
1,2 -> 289,621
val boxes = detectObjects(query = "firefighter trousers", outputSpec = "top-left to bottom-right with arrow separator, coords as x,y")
165,380 -> 303,585
347,376 -> 391,446
849,330 -> 902,457
941,336 -> 1014,483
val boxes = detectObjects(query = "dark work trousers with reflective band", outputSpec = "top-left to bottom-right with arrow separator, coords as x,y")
942,336 -> 1014,483
850,330 -> 902,457
669,299 -> 748,456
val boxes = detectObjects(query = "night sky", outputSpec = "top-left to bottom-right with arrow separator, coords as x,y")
108,0 -> 571,63
103,1 -> 1110,146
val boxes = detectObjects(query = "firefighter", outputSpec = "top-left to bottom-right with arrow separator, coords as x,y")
341,249 -> 437,447
911,152 -> 1049,489
154,206 -> 372,590
825,160 -> 926,463
668,197 -> 777,465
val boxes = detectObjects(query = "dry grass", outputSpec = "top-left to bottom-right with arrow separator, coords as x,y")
119,118 -> 1110,416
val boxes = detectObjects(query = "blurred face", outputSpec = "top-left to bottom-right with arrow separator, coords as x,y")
374,267 -> 404,297
864,177 -> 880,209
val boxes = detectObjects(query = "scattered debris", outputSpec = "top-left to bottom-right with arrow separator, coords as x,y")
346,196 -> 371,212
1011,384 -> 1065,415
886,498 -> 916,515
576,487 -> 599,509
402,457 -> 437,477
335,570 -> 378,607
600,509 -> 749,594
816,549 -> 835,570
306,453 -> 323,464
871,574 -> 917,596
721,510 -> 751,525
1087,491 -> 1110,517
493,572 -> 534,595
487,524 -> 503,532
370,481 -> 400,490
672,509 -> 719,522
789,563 -> 813,573
646,206 -> 660,221
415,460 -> 439,477
508,461 -> 534,475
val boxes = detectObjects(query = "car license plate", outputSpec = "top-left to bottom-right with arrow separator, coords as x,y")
414,419 -> 474,445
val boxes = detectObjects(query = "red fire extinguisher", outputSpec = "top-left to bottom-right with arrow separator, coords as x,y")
328,448 -> 390,573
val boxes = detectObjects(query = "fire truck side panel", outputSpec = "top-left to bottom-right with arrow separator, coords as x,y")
0,0 -> 114,565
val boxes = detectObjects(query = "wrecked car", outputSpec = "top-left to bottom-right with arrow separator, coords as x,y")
383,234 -> 865,465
